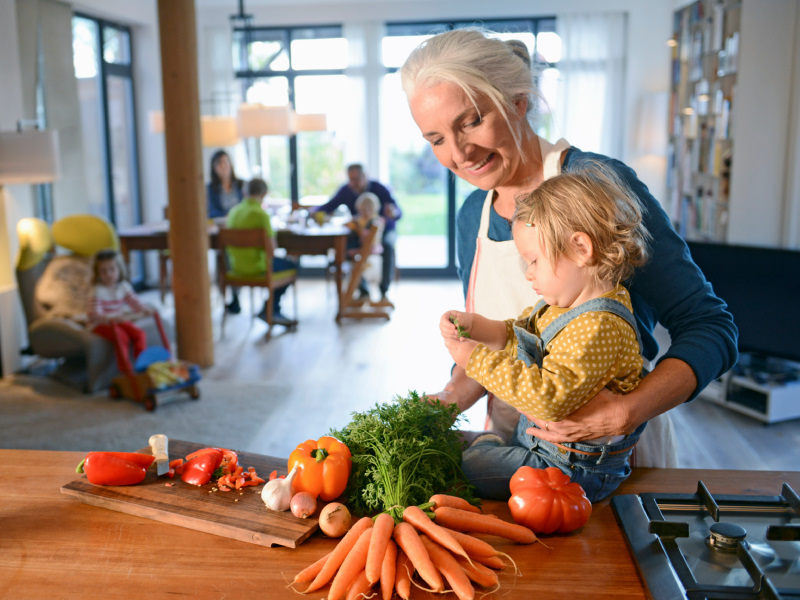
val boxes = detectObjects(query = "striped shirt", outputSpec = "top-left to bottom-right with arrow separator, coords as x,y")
88,281 -> 146,327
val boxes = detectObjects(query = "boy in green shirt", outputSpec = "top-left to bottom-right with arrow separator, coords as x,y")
225,178 -> 297,325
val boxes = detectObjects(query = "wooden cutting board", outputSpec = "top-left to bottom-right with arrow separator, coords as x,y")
60,439 -> 318,548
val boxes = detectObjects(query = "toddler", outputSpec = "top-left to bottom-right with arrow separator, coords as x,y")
347,192 -> 385,302
440,164 -> 650,502
88,249 -> 152,372
346,192 -> 385,255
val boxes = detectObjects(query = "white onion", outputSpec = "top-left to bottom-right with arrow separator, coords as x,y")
318,502 -> 352,538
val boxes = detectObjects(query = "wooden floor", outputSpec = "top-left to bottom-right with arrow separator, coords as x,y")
147,277 -> 800,470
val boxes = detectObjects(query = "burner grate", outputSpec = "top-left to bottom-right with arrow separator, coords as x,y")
612,482 -> 800,600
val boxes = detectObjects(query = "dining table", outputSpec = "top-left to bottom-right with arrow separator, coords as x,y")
117,220 -> 351,321
2,446 -> 798,600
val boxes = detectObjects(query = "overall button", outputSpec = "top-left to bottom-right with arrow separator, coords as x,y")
558,447 -> 568,454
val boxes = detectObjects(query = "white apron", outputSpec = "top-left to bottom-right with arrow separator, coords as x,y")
466,137 -> 569,441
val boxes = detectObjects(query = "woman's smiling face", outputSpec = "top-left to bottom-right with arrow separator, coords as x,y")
409,82 -> 526,191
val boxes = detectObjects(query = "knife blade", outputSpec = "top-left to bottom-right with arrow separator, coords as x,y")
148,434 -> 169,476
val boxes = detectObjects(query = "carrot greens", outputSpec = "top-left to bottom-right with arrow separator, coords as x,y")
330,391 -> 477,522
449,315 -> 471,338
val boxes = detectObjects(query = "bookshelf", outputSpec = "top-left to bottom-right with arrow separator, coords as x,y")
666,0 -> 739,242
666,0 -> 796,246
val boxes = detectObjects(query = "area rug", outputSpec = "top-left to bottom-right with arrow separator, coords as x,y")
0,374 -> 290,453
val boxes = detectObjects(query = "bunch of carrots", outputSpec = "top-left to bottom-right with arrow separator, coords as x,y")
292,494 -> 539,600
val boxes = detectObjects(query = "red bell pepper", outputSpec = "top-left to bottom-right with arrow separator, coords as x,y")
181,448 -> 224,486
185,447 -> 238,474
77,452 -> 155,486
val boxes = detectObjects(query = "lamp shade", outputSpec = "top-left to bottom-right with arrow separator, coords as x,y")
237,103 -> 292,137
149,110 -> 165,133
292,112 -> 328,133
201,115 -> 239,147
0,129 -> 60,184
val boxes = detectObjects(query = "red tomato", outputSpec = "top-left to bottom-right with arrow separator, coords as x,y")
508,466 -> 592,534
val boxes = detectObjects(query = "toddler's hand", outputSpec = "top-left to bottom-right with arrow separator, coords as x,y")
440,310 -> 460,340
449,311 -> 473,339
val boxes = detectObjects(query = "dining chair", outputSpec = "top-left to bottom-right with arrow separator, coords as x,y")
216,227 -> 298,339
339,223 -> 391,321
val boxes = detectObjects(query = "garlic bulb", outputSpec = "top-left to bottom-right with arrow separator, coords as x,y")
261,465 -> 299,511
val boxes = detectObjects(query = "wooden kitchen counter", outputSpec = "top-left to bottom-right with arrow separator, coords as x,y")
2,449 -> 797,600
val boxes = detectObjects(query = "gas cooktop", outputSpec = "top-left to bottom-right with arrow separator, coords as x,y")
612,481 -> 800,600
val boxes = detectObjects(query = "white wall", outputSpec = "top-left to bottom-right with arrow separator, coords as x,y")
1,0 -> 35,373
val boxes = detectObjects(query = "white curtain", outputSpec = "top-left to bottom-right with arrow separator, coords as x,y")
551,12 -> 627,158
16,0 -> 88,219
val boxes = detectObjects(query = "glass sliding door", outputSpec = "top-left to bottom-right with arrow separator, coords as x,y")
234,25 -> 348,211
72,16 -> 106,218
105,74 -> 139,230
381,71 -> 449,270
72,15 -> 141,230
381,19 -> 559,276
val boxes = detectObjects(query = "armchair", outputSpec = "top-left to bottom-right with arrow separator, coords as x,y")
15,216 -> 162,393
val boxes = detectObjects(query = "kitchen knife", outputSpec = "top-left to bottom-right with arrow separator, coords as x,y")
148,434 -> 169,476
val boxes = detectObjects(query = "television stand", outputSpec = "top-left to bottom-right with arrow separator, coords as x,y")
699,354 -> 800,424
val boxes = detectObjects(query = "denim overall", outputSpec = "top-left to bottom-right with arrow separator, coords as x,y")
462,297 -> 648,503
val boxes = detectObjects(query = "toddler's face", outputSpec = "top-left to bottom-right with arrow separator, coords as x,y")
512,221 -> 587,309
358,202 -> 376,219
97,259 -> 120,287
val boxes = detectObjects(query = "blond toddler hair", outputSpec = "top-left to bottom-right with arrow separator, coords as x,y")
512,163 -> 650,288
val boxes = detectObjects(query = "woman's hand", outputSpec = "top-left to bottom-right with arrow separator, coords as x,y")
524,389 -> 631,442
444,336 -> 478,370
426,366 -> 487,414
525,358 -> 697,442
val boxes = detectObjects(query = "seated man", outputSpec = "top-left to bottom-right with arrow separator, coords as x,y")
226,178 -> 296,325
312,163 -> 401,305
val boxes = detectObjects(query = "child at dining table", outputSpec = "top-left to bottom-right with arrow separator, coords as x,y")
346,191 -> 385,302
87,248 -> 153,372
346,192 -> 385,255
439,163 -> 652,503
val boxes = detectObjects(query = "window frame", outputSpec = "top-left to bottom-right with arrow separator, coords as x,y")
73,12 -> 142,228
233,24 -> 345,205
382,17 -> 557,277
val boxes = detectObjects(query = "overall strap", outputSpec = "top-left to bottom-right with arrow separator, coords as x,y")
523,299 -> 549,329
540,298 -> 643,353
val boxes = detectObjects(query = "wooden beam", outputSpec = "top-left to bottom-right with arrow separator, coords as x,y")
157,0 -> 214,367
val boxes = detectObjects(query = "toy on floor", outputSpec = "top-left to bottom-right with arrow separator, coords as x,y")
108,312 -> 200,411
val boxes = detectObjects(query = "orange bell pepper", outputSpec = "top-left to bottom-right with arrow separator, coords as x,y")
288,436 -> 351,502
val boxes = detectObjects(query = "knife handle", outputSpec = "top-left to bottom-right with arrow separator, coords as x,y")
149,434 -> 169,462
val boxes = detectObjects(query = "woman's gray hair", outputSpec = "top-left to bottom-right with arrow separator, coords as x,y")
400,28 -> 536,155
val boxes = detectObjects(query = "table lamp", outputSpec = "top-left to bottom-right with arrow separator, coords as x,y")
0,128 -> 60,185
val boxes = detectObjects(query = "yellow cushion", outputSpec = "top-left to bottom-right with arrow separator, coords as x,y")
52,214 -> 119,257
16,217 -> 53,271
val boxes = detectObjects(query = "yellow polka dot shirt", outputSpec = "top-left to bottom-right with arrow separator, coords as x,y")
465,285 -> 643,422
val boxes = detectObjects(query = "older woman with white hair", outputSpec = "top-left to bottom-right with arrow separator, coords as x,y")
400,28 -> 738,473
